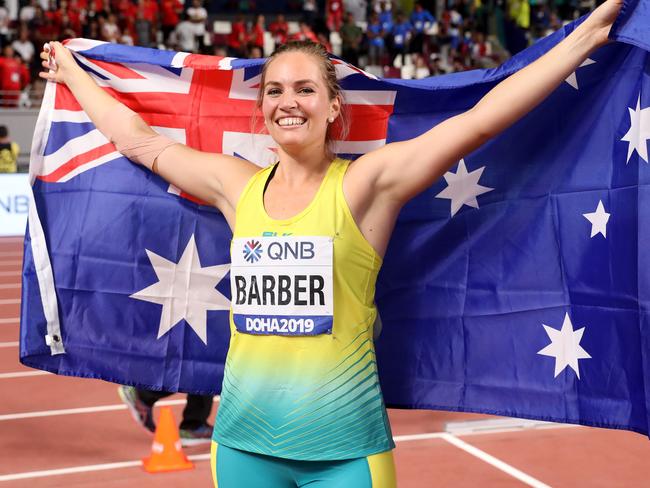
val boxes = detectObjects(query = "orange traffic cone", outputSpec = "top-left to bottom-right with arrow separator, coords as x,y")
142,406 -> 195,473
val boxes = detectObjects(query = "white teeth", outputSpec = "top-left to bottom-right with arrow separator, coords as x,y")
277,117 -> 306,126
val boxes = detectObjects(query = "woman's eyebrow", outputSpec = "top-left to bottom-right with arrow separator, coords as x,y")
263,79 -> 317,88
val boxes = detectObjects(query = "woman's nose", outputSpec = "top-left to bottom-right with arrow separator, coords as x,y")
278,91 -> 297,110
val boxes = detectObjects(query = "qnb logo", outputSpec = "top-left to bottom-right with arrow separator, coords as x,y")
243,240 -> 263,263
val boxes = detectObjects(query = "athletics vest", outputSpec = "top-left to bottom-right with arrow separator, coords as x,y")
213,158 -> 394,461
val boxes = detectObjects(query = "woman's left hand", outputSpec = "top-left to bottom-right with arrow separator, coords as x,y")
582,0 -> 624,47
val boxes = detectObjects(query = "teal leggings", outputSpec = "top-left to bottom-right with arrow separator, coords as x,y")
211,442 -> 396,488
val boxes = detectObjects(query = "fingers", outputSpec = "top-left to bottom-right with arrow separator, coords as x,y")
39,42 -> 59,82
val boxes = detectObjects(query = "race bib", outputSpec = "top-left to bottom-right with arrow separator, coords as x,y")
231,236 -> 333,336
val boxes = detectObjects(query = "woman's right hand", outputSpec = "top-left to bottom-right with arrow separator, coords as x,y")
39,41 -> 81,85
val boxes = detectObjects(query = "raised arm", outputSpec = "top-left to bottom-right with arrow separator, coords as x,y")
341,0 -> 622,257
350,0 -> 622,206
39,42 -> 257,228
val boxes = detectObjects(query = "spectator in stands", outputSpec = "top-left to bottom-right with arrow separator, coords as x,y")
0,0 -> 9,48
366,11 -> 386,66
238,0 -> 256,12
410,2 -> 435,55
134,5 -> 153,47
85,19 -> 101,42
509,0 -> 531,29
379,1 -> 393,33
413,53 -> 431,79
19,0 -> 38,24
45,0 -> 60,31
0,125 -> 19,173
80,0 -> 103,38
302,0 -> 317,25
120,28 -> 135,46
249,45 -> 262,58
389,10 -> 412,66
60,12 -> 78,39
248,14 -> 265,55
340,11 -> 362,66
317,31 -> 331,52
470,31 -> 493,67
344,0 -> 366,24
290,21 -> 318,43
31,11 -> 57,46
269,14 -> 288,46
12,27 -> 35,67
326,0 -> 344,32
140,0 -> 159,29
102,12 -> 121,43
228,14 -> 246,57
160,0 -> 183,46
115,0 -> 137,42
0,46 -> 29,107
173,12 -> 197,52
187,0 -> 208,53
62,0 -> 82,36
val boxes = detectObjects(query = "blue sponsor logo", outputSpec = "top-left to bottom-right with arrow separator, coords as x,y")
243,240 -> 263,263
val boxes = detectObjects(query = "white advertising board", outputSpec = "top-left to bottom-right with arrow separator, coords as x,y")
0,173 -> 29,237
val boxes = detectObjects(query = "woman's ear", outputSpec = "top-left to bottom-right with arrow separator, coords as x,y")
329,95 -> 342,122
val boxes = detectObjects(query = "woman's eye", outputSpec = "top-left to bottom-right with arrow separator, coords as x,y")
299,87 -> 314,94
266,88 -> 281,96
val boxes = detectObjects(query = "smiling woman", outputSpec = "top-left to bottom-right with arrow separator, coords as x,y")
37,1 -> 624,484
255,41 -> 348,162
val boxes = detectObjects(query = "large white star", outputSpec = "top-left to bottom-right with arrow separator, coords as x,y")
583,200 -> 610,238
564,58 -> 595,90
130,235 -> 230,345
621,95 -> 650,164
435,159 -> 494,217
537,313 -> 591,379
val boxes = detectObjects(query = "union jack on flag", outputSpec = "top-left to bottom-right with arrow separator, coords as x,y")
21,0 -> 650,438
35,38 -> 396,186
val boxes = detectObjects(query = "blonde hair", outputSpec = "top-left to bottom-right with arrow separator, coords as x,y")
253,40 -> 349,159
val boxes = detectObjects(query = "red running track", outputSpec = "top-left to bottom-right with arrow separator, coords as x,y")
1,236 -> 649,487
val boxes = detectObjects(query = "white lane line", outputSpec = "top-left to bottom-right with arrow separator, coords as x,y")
0,271 -> 20,277
0,341 -> 18,348
0,453 -> 212,482
0,371 -> 50,379
440,433 -> 551,488
0,396 -> 220,421
0,317 -> 19,324
0,299 -> 20,305
0,428 -> 558,482
0,399 -> 189,421
0,283 -> 20,289
394,432 -> 446,442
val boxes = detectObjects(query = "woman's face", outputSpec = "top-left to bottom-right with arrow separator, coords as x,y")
261,52 -> 340,155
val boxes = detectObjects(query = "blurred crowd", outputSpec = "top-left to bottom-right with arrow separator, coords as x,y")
0,0 -> 598,107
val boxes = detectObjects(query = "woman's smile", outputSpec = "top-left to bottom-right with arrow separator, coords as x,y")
276,116 -> 307,127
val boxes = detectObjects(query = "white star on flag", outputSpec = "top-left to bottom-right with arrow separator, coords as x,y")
435,159 -> 494,217
130,235 -> 230,345
537,313 -> 591,379
564,58 -> 595,90
621,95 -> 650,163
583,200 -> 610,238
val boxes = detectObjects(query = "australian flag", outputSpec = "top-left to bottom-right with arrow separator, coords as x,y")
21,0 -> 650,436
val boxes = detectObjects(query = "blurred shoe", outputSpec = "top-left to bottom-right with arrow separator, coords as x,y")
179,423 -> 213,446
118,385 -> 155,433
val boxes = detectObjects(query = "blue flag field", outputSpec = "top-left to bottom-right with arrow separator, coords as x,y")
20,0 -> 650,436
